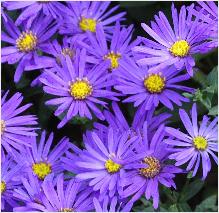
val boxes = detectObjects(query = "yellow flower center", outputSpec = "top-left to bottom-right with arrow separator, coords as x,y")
140,156 -> 161,178
105,159 -> 121,173
32,162 -> 52,180
1,181 -> 6,194
144,74 -> 165,93
169,40 -> 190,57
193,136 -> 208,151
59,208 -> 73,212
70,79 -> 93,100
1,120 -> 5,135
16,31 -> 37,52
104,52 -> 121,70
79,17 -> 96,32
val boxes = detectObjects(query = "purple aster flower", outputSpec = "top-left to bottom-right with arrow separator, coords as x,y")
115,58 -> 193,111
1,156 -> 23,210
165,103 -> 218,180
191,1 -> 218,49
59,1 -> 126,38
94,102 -> 171,140
133,3 -> 213,76
3,1 -> 71,28
1,14 -> 58,82
13,172 -> 44,211
40,48 -> 119,128
93,196 -> 133,212
121,122 -> 182,209
14,173 -> 94,212
1,91 -> 38,154
1,3 -> 8,22
14,131 -> 69,181
78,22 -> 138,75
63,128 -> 140,200
30,36 -> 98,87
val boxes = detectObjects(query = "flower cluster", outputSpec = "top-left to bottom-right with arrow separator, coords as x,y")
1,1 -> 218,212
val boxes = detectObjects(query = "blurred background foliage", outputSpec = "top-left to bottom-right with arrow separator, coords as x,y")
1,1 -> 218,212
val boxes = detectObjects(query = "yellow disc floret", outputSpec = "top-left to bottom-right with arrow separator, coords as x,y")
140,156 -> 161,178
144,74 -> 165,93
32,162 -> 52,180
79,17 -> 97,32
1,120 -> 5,135
104,52 -> 121,70
59,208 -> 73,212
70,78 -> 93,100
105,159 -> 121,173
169,40 -> 190,57
193,136 -> 208,151
1,181 -> 6,194
16,31 -> 37,52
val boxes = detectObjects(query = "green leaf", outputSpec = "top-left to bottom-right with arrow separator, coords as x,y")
71,116 -> 90,125
168,204 -> 178,212
177,203 -> 192,212
194,71 -> 208,87
183,92 -> 194,98
201,96 -> 212,109
180,179 -> 204,202
208,105 -> 218,116
186,171 -> 193,179
195,195 -> 217,212
207,66 -> 218,93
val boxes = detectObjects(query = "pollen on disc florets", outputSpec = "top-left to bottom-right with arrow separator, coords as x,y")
193,136 -> 208,151
32,162 -> 52,180
1,181 -> 6,194
79,17 -> 97,32
62,48 -> 75,59
169,40 -> 190,57
16,31 -> 38,52
140,156 -> 161,178
59,208 -> 73,212
1,120 -> 5,135
104,52 -> 121,70
144,73 -> 165,93
70,78 -> 93,100
105,159 -> 121,173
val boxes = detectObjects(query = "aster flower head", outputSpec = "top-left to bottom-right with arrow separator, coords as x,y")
63,127 -> 140,199
78,22 -> 137,74
93,196 -> 133,212
121,122 -> 182,209
115,58 -> 193,111
1,14 -> 58,82
191,1 -> 218,49
13,172 -> 44,210
133,3 -> 213,76
3,1 -> 71,28
1,156 -> 23,210
59,1 -> 126,38
40,48 -> 119,128
165,103 -> 218,180
30,37 -> 78,87
94,102 -> 171,140
1,91 -> 38,154
14,173 -> 94,212
14,131 -> 69,181
35,36 -> 96,71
